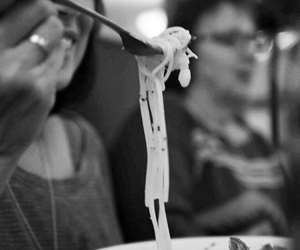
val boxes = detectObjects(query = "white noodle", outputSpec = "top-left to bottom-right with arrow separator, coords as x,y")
136,26 -> 197,250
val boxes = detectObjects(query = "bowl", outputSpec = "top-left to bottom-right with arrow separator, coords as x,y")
98,236 -> 290,250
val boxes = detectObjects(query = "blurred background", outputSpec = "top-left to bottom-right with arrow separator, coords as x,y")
78,0 -> 169,147
77,0 -> 300,149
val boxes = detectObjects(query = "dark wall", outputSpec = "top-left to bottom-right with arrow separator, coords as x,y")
78,40 -> 140,148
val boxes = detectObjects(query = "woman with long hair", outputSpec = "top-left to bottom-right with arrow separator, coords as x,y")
0,0 -> 122,249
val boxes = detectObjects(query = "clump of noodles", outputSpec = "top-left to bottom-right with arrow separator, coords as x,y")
136,27 -> 197,250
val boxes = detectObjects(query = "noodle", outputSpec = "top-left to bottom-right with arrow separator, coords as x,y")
135,27 -> 197,250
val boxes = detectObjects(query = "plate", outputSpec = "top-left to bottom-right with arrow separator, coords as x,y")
98,236 -> 291,250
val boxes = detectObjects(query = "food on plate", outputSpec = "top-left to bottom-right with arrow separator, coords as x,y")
229,237 -> 288,250
230,237 -> 250,250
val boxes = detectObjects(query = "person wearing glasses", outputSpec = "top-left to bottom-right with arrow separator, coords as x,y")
0,0 -> 122,249
110,0 -> 288,242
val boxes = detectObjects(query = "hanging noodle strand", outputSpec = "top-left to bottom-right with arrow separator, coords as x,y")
136,27 -> 197,250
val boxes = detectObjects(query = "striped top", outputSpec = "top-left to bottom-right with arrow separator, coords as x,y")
0,112 -> 122,250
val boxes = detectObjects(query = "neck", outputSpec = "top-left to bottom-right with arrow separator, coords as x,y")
184,83 -> 234,127
19,115 -> 74,180
184,82 -> 252,145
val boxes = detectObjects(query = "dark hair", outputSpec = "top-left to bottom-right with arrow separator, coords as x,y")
167,0 -> 257,34
52,0 -> 104,112
257,0 -> 300,32
167,0 -> 285,38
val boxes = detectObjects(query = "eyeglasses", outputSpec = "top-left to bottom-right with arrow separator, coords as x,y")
195,30 -> 273,54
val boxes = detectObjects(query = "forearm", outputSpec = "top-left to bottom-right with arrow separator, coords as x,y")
193,191 -> 287,235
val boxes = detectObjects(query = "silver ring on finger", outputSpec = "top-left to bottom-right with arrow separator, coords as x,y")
29,34 -> 49,56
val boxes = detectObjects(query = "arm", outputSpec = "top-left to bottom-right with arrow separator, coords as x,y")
166,120 -> 287,236
0,0 -> 65,193
111,110 -> 153,242
165,143 -> 201,236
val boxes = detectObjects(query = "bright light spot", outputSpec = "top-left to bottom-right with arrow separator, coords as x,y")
276,30 -> 300,50
136,8 -> 168,38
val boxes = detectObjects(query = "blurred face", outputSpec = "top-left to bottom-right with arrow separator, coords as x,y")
194,3 -> 257,107
54,0 -> 95,90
